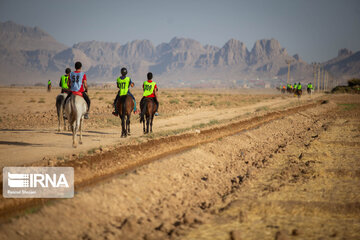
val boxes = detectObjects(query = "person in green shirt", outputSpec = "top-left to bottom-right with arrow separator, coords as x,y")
112,67 -> 137,116
47,79 -> 52,92
307,82 -> 313,94
59,68 -> 71,93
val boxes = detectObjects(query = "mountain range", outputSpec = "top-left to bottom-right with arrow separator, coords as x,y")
1,21 -> 359,87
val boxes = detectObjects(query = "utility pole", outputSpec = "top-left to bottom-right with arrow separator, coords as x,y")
317,64 -> 321,93
285,59 -> 294,85
312,63 -> 317,93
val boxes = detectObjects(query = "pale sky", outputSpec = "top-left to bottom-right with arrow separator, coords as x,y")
0,0 -> 359,63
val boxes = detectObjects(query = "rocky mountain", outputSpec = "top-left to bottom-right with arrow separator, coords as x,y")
0,21 -> 359,87
0,21 -> 66,52
323,48 -> 360,81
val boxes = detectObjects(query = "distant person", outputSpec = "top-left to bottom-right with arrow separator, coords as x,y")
47,79 -> 52,92
307,82 -> 313,94
297,82 -> 302,92
112,67 -> 137,116
59,68 -> 71,93
64,62 -> 90,119
140,72 -> 159,117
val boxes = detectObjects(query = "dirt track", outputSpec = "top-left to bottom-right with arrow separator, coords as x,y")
0,92 -> 359,239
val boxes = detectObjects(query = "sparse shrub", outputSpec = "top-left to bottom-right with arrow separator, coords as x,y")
209,119 -> 219,125
170,99 -> 179,104
348,78 -> 360,87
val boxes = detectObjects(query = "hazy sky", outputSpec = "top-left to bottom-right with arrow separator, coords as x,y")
0,0 -> 359,62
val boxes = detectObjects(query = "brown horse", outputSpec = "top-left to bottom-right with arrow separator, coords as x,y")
140,98 -> 156,134
116,95 -> 134,137
295,89 -> 302,98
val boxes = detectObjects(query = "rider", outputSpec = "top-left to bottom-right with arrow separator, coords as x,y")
307,82 -> 313,91
64,61 -> 91,119
59,68 -> 71,93
140,72 -> 159,119
112,67 -> 137,116
297,82 -> 302,92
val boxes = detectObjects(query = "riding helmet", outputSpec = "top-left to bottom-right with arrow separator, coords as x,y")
121,67 -> 127,76
147,72 -> 153,80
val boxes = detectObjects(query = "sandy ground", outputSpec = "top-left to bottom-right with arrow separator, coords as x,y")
0,90 -> 358,239
0,87 -> 316,167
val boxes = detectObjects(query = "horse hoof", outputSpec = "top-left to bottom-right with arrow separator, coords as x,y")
79,141 -> 83,145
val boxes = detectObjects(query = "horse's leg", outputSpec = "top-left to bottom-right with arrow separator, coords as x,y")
150,115 -> 154,133
79,117 -> 83,145
146,115 -> 150,134
73,117 -> 80,148
143,116 -> 146,134
72,121 -> 76,148
121,115 -> 126,137
127,114 -> 131,135
57,107 -> 61,132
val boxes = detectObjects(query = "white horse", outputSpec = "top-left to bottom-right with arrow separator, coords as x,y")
64,94 -> 87,148
56,93 -> 68,131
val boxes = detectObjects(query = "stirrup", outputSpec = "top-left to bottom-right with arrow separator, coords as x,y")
155,112 -> 159,116
112,111 -> 118,116
84,113 -> 89,119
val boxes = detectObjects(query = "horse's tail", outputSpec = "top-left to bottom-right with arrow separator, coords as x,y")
122,96 -> 127,118
70,94 -> 76,118
140,99 -> 147,123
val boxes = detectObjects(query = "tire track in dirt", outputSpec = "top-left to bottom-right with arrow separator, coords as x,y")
0,100 -> 324,220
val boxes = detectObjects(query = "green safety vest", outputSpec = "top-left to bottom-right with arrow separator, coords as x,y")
298,84 -> 302,90
61,75 -> 69,89
117,76 -> 130,96
48,80 -> 51,85
294,84 -> 297,89
308,84 -> 313,89
143,81 -> 156,97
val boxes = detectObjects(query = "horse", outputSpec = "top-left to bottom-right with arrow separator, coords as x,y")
295,89 -> 302,98
307,88 -> 313,95
47,84 -> 51,92
140,98 -> 156,134
116,95 -> 134,137
64,94 -> 87,147
55,93 -> 68,131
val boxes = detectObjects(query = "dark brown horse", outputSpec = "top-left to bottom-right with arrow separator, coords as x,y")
116,95 -> 134,137
140,98 -> 156,134
295,89 -> 302,98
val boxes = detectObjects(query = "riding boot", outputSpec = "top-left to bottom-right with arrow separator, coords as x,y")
154,97 -> 159,116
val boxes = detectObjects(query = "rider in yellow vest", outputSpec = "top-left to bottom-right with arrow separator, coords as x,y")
140,72 -> 159,119
48,80 -> 51,87
112,67 -> 137,116
297,82 -> 302,90
59,68 -> 71,93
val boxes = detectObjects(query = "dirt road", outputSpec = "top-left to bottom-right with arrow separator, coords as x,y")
0,93 -> 358,239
